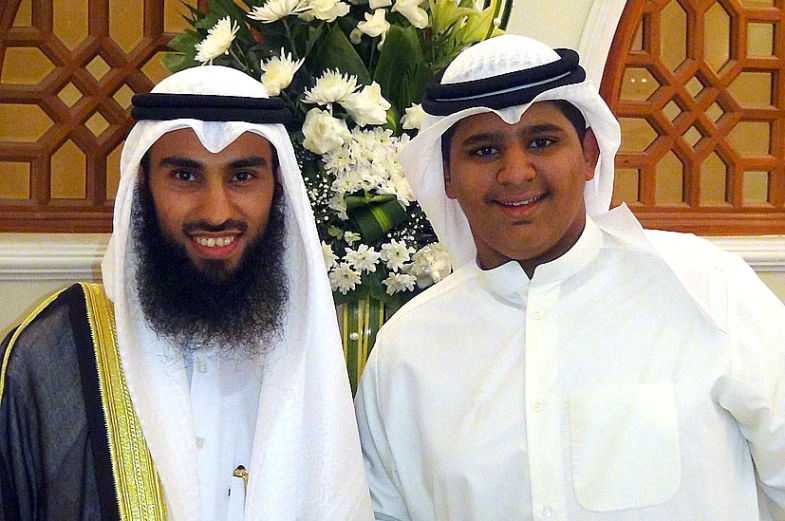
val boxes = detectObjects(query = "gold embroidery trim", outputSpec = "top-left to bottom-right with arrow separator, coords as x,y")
0,289 -> 65,408
81,283 -> 167,521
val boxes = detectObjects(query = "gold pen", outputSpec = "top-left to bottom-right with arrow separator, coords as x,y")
233,465 -> 249,496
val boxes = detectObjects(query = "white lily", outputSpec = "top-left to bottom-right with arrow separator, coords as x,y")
392,0 -> 428,29
341,82 -> 391,126
357,9 -> 391,48
303,0 -> 351,22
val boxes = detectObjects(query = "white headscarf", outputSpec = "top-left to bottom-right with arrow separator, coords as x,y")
398,34 -> 622,268
101,65 -> 373,520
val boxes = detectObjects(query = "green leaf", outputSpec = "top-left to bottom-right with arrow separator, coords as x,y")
308,25 -> 371,84
161,52 -> 195,73
167,30 -> 201,54
373,25 -> 428,115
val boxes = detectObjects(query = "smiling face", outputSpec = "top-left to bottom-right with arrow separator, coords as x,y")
145,128 -> 277,277
444,101 -> 599,274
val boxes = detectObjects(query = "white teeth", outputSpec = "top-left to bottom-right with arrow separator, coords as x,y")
501,194 -> 544,207
196,236 -> 235,248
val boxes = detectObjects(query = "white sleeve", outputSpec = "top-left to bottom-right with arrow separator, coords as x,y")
355,341 -> 412,521
718,256 -> 785,520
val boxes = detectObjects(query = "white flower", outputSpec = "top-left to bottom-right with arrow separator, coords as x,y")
401,103 -> 426,130
341,82 -> 391,126
304,70 -> 358,106
302,108 -> 351,154
344,231 -> 361,245
328,194 -> 349,220
304,0 -> 351,22
383,272 -> 417,295
409,243 -> 452,288
381,240 -> 416,272
248,0 -> 308,22
357,9 -> 390,39
260,48 -> 304,96
369,0 -> 392,7
322,241 -> 338,270
392,0 -> 428,29
344,244 -> 381,273
195,16 -> 239,65
330,263 -> 362,294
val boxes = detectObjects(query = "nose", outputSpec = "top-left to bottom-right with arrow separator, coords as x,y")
497,146 -> 536,185
199,181 -> 235,226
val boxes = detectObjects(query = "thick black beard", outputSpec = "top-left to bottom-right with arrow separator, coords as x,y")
132,183 -> 289,357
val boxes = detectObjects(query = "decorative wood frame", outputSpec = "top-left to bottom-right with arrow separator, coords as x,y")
600,0 -> 785,235
0,0 -> 207,232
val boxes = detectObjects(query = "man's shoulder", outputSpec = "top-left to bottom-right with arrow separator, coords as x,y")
1,283 -> 92,392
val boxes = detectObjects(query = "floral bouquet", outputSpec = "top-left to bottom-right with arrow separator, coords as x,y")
164,0 -> 507,312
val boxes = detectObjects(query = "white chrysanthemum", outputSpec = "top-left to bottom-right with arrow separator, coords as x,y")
304,70 -> 358,106
401,103 -> 426,130
341,82 -> 391,127
330,263 -> 362,294
195,16 -> 239,65
344,231 -> 361,245
381,240 -> 416,272
304,0 -> 351,22
322,241 -> 339,270
409,243 -> 452,288
260,48 -> 304,96
382,272 -> 417,295
370,0 -> 392,7
302,108 -> 351,154
357,9 -> 390,39
248,0 -> 308,22
328,194 -> 348,220
392,0 -> 428,29
344,244 -> 381,273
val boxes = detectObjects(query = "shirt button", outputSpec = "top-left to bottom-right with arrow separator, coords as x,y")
197,361 -> 208,373
196,437 -> 205,449
531,309 -> 544,320
540,507 -> 552,518
533,401 -> 544,412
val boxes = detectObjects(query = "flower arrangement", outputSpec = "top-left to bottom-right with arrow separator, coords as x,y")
164,0 -> 507,311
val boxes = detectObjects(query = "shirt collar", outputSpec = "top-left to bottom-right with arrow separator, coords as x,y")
477,215 -> 602,300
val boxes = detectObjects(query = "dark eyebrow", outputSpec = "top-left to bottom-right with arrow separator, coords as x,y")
229,156 -> 268,169
460,131 -> 505,147
460,123 -> 567,148
158,156 -> 203,170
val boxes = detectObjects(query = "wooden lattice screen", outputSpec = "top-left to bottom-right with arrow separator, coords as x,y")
601,0 -> 785,235
0,0 -> 205,232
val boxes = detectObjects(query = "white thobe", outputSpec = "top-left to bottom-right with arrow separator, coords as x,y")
356,215 -> 785,520
187,351 -> 262,521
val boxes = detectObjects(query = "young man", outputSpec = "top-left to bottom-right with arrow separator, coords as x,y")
355,34 -> 785,520
0,65 -> 373,520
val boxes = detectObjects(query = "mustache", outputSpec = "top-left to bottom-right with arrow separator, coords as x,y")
182,219 -> 248,234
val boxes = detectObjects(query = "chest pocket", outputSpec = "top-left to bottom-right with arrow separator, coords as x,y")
568,382 -> 681,512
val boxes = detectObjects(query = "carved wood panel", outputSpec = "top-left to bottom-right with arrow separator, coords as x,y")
601,0 -> 785,235
0,0 -> 205,232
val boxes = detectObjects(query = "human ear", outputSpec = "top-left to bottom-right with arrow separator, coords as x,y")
582,128 -> 600,181
443,161 -> 457,200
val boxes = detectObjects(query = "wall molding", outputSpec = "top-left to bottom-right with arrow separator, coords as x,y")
0,234 -> 109,281
0,233 -> 784,281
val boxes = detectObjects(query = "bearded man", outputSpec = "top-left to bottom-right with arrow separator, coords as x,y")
0,65 -> 372,520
